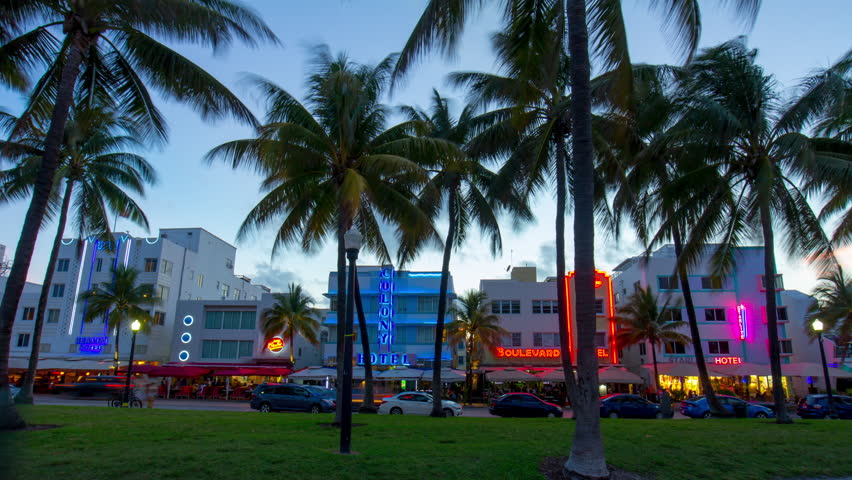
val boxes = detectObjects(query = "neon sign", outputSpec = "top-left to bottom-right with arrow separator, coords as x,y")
178,350 -> 189,361
496,347 -> 560,358
267,336 -> 284,353
377,265 -> 395,348
357,353 -> 410,366
76,336 -> 108,354
594,279 -> 603,288
596,348 -> 608,358
713,356 -> 743,365
564,270 -> 617,363
736,304 -> 748,340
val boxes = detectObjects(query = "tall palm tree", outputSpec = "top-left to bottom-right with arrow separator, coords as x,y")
205,46 -> 448,424
77,266 -> 159,372
1,105 -> 155,404
615,286 -> 691,390
393,2 -> 760,476
0,0 -> 277,430
674,39 -> 844,423
261,284 -> 320,365
808,269 -> 852,367
398,89 -> 531,417
446,290 -> 507,405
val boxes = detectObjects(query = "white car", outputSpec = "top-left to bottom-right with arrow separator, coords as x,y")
378,391 -> 463,417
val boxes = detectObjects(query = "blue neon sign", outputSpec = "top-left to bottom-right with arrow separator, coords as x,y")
76,336 -> 109,354
377,266 -> 394,349
357,353 -> 410,366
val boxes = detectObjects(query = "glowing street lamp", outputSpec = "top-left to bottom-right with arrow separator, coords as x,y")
812,319 -> 834,418
340,227 -> 362,454
122,320 -> 142,407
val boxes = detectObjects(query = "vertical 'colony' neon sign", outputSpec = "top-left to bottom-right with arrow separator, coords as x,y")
377,265 -> 394,351
736,304 -> 748,340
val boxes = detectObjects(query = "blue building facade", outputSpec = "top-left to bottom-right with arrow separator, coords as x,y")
323,265 -> 456,369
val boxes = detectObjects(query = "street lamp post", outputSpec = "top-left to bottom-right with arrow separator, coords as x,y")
340,227 -> 362,454
123,320 -> 142,407
812,319 -> 834,418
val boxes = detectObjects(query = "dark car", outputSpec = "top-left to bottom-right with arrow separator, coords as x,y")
797,394 -> 852,419
250,383 -> 336,413
488,393 -> 563,418
52,376 -> 130,397
599,394 -> 663,419
680,395 -> 774,419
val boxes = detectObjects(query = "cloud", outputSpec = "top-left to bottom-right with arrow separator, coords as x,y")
536,244 -> 556,278
250,262 -> 301,293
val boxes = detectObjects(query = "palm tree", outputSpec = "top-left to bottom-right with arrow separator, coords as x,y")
393,2 -> 760,476
261,284 -> 320,365
615,286 -> 691,390
1,105 -> 155,404
446,290 -> 507,405
0,0 -> 277,430
77,266 -> 160,372
674,39 -> 844,423
205,46 -> 448,424
398,89 -> 531,417
808,269 -> 852,367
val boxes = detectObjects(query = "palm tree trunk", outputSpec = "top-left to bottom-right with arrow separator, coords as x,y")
651,340 -> 660,392
759,200 -> 792,423
289,331 -> 295,365
431,189 -> 457,417
565,0 -> 608,477
465,341 -> 473,405
354,275 -> 376,413
0,32 -> 88,430
17,180 -> 75,405
333,214 -> 348,425
672,226 -> 725,415
113,318 -> 122,373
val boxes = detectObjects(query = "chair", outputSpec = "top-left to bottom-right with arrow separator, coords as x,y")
174,386 -> 192,399
206,386 -> 223,399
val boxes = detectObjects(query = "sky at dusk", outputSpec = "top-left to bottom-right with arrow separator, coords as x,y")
1,1 -> 850,303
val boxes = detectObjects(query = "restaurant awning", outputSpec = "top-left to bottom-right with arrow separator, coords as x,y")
376,366 -> 424,380
121,365 -> 212,377
782,362 -> 852,377
485,367 -> 540,382
420,368 -> 466,383
537,368 -> 568,382
709,362 -> 773,377
598,367 -> 642,384
288,366 -> 337,380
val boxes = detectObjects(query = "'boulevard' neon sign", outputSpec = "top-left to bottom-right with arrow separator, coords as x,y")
496,348 -> 560,358
713,356 -> 743,365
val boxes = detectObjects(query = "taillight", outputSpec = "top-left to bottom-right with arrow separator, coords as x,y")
380,400 -> 388,406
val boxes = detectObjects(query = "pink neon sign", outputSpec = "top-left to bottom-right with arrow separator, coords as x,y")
736,304 -> 747,340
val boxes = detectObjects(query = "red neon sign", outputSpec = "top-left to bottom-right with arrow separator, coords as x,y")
596,348 -> 608,358
267,336 -> 284,353
713,356 -> 743,365
495,347 -> 560,358
564,270 -> 617,364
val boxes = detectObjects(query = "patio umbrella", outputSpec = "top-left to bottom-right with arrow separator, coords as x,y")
537,368 -> 570,382
419,368 -> 466,383
376,366 -> 424,380
288,366 -> 338,380
486,367 -> 540,382
598,367 -> 642,384
710,362 -> 772,377
650,363 -> 701,377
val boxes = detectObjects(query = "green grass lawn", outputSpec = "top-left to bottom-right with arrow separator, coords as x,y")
3,406 -> 850,480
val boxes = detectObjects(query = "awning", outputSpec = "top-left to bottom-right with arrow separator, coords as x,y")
288,366 -> 337,380
782,362 -> 852,378
598,367 -> 642,384
120,365 -> 211,377
208,367 -> 262,376
376,366 -> 424,380
419,368 -> 466,383
709,362 -> 772,377
485,367 -> 540,382
537,368 -> 568,382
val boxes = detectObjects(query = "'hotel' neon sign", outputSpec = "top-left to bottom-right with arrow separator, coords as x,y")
736,304 -> 748,340
713,356 -> 743,365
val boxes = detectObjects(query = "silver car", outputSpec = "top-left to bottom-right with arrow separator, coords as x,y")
378,391 -> 463,417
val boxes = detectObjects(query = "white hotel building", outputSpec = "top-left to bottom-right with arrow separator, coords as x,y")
5,227 -> 268,382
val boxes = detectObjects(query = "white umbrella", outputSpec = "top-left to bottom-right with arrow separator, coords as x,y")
486,367 -> 540,382
420,367 -> 466,383
598,367 -> 643,384
376,366 -> 424,380
288,366 -> 337,380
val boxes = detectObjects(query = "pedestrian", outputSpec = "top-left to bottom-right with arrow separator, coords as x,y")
143,376 -> 157,408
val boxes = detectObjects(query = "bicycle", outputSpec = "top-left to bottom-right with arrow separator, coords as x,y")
108,389 -> 143,408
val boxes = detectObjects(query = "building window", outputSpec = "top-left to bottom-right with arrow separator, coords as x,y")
760,274 -> 784,290
205,311 -> 223,329
51,284 -> 65,298
40,343 -> 51,353
417,296 -> 439,313
503,332 -> 522,347
17,334 -> 30,347
594,332 -> 607,347
658,276 -> 678,290
491,300 -> 520,314
197,274 -> 204,287
95,258 -> 104,272
416,326 -> 435,344
21,307 -> 35,321
779,340 -> 793,355
776,307 -> 788,321
47,309 -> 60,324
56,258 -> 70,272
704,308 -> 726,322
240,311 -> 256,329
396,298 -> 408,313
202,340 -> 220,358
161,260 -> 173,275
157,285 -> 170,302
638,343 -> 647,355
225,258 -> 234,269
532,300 -> 557,314
595,299 -> 604,315
220,340 -> 238,359
135,345 -> 148,355
238,341 -> 254,357
663,308 -> 683,322
533,332 -> 559,347
320,331 -> 329,343
664,341 -> 686,354
221,284 -> 230,298
144,258 -> 158,272
233,288 -> 241,300
700,276 -> 723,289
152,311 -> 166,326
330,297 -> 338,312
708,341 -> 730,354
221,311 -> 240,329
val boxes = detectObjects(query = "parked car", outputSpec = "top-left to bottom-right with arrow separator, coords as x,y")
378,392 -> 463,417
797,394 -> 852,419
51,376 -> 131,397
250,383 -> 336,413
680,395 -> 775,419
488,393 -> 563,418
599,394 -> 663,419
